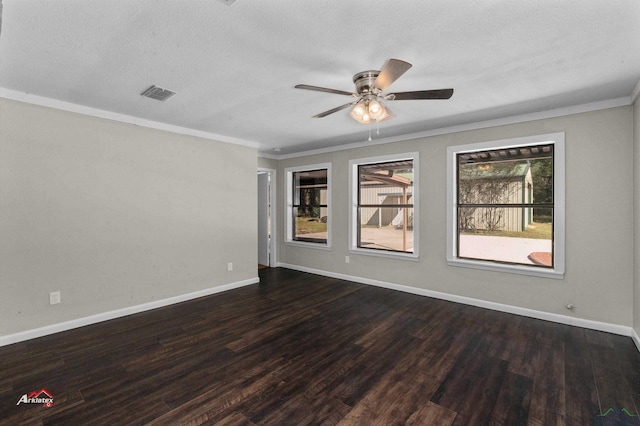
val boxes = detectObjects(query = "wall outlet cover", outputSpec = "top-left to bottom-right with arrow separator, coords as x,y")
49,291 -> 61,305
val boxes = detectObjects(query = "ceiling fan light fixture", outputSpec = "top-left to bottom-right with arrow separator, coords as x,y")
375,105 -> 390,122
368,99 -> 384,120
350,102 -> 369,123
350,108 -> 369,123
351,102 -> 366,117
350,98 -> 387,124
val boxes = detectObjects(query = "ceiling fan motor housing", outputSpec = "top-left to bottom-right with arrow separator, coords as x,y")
353,70 -> 381,95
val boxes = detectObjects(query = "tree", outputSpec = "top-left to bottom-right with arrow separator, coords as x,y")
458,161 -> 523,232
529,157 -> 552,222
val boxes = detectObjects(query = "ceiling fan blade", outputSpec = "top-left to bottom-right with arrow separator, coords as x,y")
373,59 -> 412,92
313,102 -> 355,118
295,84 -> 356,97
387,88 -> 454,101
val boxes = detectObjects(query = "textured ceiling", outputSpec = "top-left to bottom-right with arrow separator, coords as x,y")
1,0 -> 639,156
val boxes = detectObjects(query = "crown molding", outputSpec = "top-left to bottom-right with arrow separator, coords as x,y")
269,96 -> 632,159
2,87 -> 633,160
0,88 -> 260,149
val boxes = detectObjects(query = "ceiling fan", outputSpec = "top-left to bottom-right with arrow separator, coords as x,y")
295,58 -> 453,124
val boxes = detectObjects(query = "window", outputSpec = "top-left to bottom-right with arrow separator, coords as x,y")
285,164 -> 331,247
350,153 -> 418,259
447,133 -> 565,278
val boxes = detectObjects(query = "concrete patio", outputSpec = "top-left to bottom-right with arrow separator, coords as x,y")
459,234 -> 552,265
301,228 -> 552,265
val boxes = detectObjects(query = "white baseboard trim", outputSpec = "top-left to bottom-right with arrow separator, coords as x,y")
0,277 -> 259,347
278,263 -> 637,344
632,328 -> 640,352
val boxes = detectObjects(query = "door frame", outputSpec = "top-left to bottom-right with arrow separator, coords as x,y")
257,168 -> 277,267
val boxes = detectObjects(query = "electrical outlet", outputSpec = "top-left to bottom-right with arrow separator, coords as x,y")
227,262 -> 233,272
49,291 -> 61,305
345,256 -> 350,264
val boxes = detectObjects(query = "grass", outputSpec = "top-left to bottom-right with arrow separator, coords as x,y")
296,216 -> 551,239
461,221 -> 552,239
296,217 -> 327,234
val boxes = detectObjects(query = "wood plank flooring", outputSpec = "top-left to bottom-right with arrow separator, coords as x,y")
1,267 -> 639,425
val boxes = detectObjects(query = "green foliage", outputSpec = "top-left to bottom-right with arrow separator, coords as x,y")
458,161 -> 522,231
461,221 -> 552,240
295,217 -> 327,234
530,158 -> 552,223
298,188 -> 321,218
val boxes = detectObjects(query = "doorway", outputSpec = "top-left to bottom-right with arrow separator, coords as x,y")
257,169 -> 276,268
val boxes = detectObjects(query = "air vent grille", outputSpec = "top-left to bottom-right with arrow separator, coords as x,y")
140,85 -> 176,101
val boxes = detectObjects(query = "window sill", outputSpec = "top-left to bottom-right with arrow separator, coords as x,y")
447,258 -> 564,279
285,241 -> 331,251
349,248 -> 419,261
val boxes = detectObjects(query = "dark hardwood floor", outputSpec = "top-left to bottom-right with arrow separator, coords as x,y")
1,267 -> 639,425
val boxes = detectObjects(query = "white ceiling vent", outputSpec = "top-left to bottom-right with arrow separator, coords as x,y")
140,85 -> 176,101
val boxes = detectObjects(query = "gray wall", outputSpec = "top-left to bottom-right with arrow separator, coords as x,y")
1,97 -> 635,338
0,98 -> 258,336
278,106 -> 634,327
258,156 -> 278,170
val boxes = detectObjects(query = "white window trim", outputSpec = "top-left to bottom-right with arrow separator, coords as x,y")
349,152 -> 419,261
446,133 -> 565,279
285,162 -> 332,250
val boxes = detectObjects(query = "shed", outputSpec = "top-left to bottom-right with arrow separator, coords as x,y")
459,161 -> 533,232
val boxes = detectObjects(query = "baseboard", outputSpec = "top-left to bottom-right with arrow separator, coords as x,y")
278,263 -> 637,344
632,328 -> 640,352
0,277 -> 259,347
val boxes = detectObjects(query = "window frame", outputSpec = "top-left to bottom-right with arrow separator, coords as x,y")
349,152 -> 419,260
285,163 -> 331,249
446,133 -> 565,279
